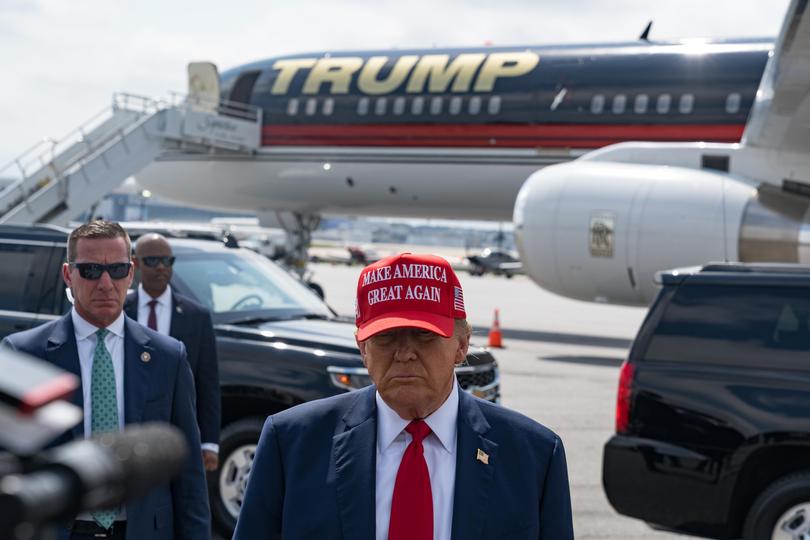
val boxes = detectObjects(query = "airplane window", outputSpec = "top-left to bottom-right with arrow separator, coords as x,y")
679,94 -> 694,114
305,98 -> 318,116
393,97 -> 406,115
322,98 -> 334,116
656,94 -> 671,114
286,99 -> 299,116
375,98 -> 387,116
590,94 -> 604,114
430,97 -> 443,115
634,94 -> 648,114
469,96 -> 482,115
488,96 -> 502,115
612,95 -> 626,114
411,96 -> 424,115
357,97 -> 370,116
726,93 -> 741,114
449,96 -> 463,115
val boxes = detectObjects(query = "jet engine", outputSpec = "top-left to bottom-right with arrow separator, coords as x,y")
514,161 -> 810,305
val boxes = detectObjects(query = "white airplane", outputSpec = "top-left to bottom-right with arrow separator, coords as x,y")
135,0 -> 808,305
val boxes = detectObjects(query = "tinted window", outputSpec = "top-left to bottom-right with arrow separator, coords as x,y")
646,284 -> 810,370
0,243 -> 53,313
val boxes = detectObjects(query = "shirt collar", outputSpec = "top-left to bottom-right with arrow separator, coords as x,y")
71,308 -> 125,340
138,283 -> 172,308
376,380 -> 459,455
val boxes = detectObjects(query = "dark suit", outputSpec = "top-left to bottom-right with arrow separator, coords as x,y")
125,290 -> 220,447
233,385 -> 574,539
1,314 -> 211,540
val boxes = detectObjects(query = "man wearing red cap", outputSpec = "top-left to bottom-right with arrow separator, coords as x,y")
233,253 -> 573,539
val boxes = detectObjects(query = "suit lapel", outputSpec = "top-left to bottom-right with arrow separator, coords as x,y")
333,386 -> 377,540
168,292 -> 189,342
451,392 -> 498,540
45,314 -> 84,439
123,317 -> 153,425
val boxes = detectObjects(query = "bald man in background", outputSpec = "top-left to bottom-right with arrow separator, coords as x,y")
125,233 -> 221,471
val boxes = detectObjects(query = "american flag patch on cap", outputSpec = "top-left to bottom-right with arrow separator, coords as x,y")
454,286 -> 465,312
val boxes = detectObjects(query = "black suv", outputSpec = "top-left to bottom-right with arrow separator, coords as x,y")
0,224 -> 500,536
602,263 -> 810,540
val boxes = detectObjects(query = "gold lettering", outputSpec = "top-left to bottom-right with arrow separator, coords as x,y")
406,54 -> 486,94
358,55 -> 419,95
303,57 -> 364,95
271,59 -> 317,95
473,52 -> 539,92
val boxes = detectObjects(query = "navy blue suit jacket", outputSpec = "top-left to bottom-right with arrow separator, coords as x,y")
2,313 -> 211,540
233,385 -> 574,539
125,289 -> 221,447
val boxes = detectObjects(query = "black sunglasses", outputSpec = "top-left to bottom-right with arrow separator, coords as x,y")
70,262 -> 132,280
139,256 -> 176,268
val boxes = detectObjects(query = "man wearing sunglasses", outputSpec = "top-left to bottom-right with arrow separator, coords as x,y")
125,233 -> 221,473
1,221 -> 210,540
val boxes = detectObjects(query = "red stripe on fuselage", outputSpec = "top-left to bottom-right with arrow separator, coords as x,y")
261,123 -> 744,148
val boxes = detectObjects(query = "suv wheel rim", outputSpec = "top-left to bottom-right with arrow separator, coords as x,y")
219,443 -> 257,519
773,503 -> 810,540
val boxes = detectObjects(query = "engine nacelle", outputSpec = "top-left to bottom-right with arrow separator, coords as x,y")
513,161 -> 758,305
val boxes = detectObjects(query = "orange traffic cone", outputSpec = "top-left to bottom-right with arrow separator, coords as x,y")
488,308 -> 503,348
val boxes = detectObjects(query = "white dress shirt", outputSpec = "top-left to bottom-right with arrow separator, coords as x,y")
72,308 -> 127,520
136,283 -> 172,335
72,308 -> 126,437
375,382 -> 458,540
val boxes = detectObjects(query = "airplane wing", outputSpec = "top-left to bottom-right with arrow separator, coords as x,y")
742,0 -> 810,156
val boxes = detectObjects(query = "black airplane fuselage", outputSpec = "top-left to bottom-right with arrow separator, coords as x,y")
219,39 -> 771,150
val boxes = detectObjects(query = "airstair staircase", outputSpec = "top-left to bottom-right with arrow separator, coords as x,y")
0,93 -> 262,226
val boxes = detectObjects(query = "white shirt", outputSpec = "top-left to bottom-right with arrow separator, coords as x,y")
135,284 -> 219,454
137,283 -> 172,335
72,308 -> 126,437
72,308 -> 127,521
375,382 -> 458,540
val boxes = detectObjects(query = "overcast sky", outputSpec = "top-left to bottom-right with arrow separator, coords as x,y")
0,0 -> 789,168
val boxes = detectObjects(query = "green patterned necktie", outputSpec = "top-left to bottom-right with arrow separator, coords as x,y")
91,328 -> 120,529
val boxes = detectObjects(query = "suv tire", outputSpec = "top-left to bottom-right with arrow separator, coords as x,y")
209,417 -> 266,537
743,471 -> 810,540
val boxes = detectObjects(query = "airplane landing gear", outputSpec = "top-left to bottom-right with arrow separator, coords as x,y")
264,211 -> 323,292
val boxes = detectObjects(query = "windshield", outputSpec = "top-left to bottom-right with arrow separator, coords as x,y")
170,247 -> 332,322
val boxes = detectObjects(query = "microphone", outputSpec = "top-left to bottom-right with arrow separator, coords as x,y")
0,423 -> 188,532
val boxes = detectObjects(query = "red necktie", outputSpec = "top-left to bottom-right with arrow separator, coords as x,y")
388,419 -> 433,540
147,299 -> 158,331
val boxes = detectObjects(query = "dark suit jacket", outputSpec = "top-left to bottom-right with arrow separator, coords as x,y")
125,289 -> 221,447
1,314 -> 211,540
233,385 -> 574,540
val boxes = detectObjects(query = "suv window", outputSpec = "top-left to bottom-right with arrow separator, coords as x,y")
0,242 -> 55,313
646,284 -> 810,370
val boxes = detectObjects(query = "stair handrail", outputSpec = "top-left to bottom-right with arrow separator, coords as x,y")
0,93 -> 164,185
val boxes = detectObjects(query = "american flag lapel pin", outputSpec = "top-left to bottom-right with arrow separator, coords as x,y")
476,448 -> 489,465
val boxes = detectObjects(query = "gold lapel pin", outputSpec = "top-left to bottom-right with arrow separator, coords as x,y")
476,448 -> 489,465
141,351 -> 151,363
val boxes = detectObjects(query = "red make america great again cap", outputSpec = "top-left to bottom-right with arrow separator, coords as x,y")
355,253 -> 466,341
